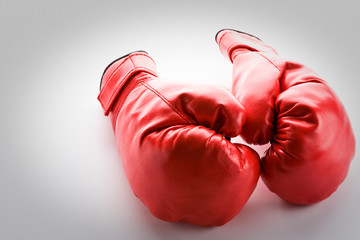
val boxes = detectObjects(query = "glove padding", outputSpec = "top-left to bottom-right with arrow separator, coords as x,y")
216,29 -> 355,204
98,51 -> 260,226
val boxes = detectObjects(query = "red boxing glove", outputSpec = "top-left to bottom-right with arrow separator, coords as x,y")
98,51 -> 260,226
216,29 -> 355,205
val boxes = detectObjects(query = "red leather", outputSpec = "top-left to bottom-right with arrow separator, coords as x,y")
98,52 -> 260,226
216,29 -> 356,205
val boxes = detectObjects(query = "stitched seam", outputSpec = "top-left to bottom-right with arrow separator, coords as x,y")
100,53 -> 155,106
140,82 -> 194,125
101,57 -> 128,93
100,68 -> 158,113
219,31 -> 259,57
112,76 -> 154,125
101,53 -> 151,91
99,58 -> 132,111
258,53 -> 281,72
135,75 -> 155,83
113,80 -> 142,126
218,31 -> 230,46
101,66 -> 134,111
100,57 -> 157,112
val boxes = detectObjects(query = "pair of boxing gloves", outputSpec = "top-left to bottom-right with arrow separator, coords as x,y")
98,29 -> 355,226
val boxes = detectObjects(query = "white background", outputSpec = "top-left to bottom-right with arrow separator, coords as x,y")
1,0 -> 359,239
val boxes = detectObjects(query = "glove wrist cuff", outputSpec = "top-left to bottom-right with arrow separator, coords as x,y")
98,51 -> 158,116
216,29 -> 276,62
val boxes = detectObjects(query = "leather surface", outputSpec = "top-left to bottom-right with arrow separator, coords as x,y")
217,29 -> 356,204
98,52 -> 260,226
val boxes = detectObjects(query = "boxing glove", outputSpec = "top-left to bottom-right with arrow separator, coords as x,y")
216,29 -> 355,205
97,51 -> 260,226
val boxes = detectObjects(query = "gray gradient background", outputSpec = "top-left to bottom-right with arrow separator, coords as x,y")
1,0 -> 359,239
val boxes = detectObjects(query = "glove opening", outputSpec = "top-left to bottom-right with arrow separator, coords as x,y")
224,136 -> 231,142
